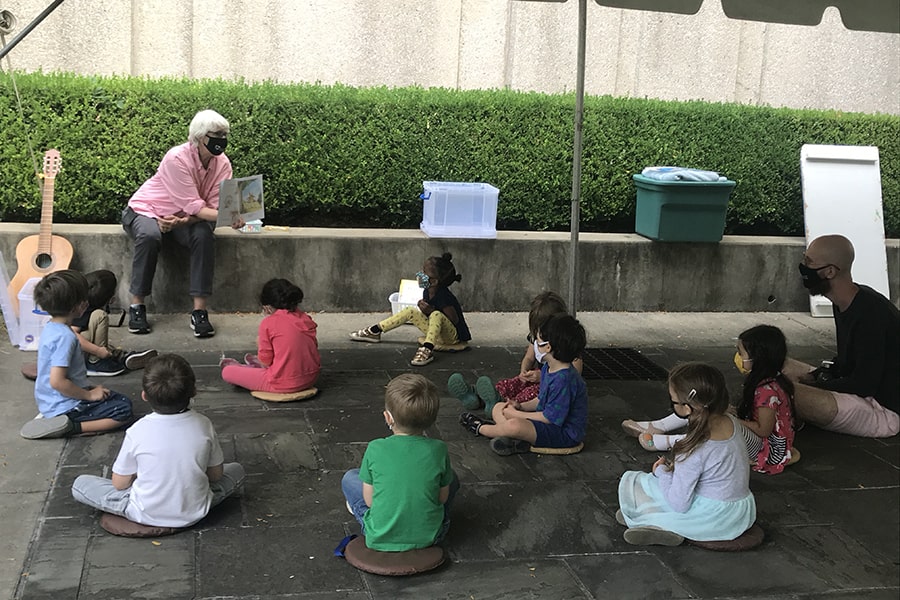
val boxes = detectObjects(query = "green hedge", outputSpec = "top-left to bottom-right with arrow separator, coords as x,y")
1,72 -> 898,236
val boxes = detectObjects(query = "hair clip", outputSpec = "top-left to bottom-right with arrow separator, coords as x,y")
687,388 -> 697,401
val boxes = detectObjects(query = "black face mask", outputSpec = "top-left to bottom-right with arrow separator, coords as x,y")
798,263 -> 831,295
205,136 -> 228,156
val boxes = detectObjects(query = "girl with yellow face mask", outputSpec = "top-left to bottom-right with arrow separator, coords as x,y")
623,325 -> 799,473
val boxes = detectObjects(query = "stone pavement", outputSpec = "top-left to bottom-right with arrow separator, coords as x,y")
1,312 -> 897,600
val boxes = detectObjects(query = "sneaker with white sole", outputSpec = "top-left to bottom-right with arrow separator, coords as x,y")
190,309 -> 216,338
86,357 -> 127,377
410,346 -> 434,366
20,415 -> 75,439
128,304 -> 151,334
349,327 -> 381,343
119,348 -> 158,370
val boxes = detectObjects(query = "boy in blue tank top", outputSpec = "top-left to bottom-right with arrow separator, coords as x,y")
341,374 -> 459,551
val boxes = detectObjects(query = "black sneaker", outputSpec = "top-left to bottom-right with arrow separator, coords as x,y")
128,304 -> 151,334
459,412 -> 493,436
190,309 -> 215,338
121,348 -> 159,370
490,437 -> 532,456
86,356 -> 127,377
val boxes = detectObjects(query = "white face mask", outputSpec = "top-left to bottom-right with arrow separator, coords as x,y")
533,339 -> 550,364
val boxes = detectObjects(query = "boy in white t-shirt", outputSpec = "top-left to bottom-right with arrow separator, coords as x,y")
72,354 -> 244,527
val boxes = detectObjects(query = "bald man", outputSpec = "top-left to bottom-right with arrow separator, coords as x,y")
783,235 -> 899,438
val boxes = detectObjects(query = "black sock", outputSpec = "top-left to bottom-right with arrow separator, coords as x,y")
370,324 -> 382,334
423,342 -> 435,350
70,420 -> 82,435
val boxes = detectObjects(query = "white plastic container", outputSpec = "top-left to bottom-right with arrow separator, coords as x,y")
388,292 -> 418,315
388,279 -> 422,315
17,277 -> 51,351
420,181 -> 499,239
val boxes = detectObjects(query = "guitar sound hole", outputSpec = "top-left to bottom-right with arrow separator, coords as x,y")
36,253 -> 53,269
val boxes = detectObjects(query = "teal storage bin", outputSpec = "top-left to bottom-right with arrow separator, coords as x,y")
633,174 -> 736,242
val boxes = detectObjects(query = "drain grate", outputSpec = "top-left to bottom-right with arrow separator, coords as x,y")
580,348 -> 668,380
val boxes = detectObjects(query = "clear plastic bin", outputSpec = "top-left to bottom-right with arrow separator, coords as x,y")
420,181 -> 499,239
18,277 -> 51,351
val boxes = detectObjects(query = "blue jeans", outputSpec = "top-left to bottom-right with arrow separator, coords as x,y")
72,463 -> 245,521
341,468 -> 460,544
66,391 -> 133,423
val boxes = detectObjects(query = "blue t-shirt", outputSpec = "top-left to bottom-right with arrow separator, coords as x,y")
536,363 -> 588,442
35,321 -> 88,417
424,286 -> 471,342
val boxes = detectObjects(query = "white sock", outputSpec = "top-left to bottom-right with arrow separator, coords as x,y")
651,433 -> 685,451
651,413 -> 689,432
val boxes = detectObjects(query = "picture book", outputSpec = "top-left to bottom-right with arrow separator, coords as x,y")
218,175 -> 264,228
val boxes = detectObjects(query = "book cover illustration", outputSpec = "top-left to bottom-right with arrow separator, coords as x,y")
218,175 -> 264,228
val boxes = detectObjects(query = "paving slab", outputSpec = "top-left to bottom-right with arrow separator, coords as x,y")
1,311 -> 897,599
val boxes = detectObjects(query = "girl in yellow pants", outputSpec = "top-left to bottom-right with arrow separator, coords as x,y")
350,253 -> 471,366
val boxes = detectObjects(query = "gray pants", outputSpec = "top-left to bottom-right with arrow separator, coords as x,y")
122,207 -> 216,298
71,462 -> 245,524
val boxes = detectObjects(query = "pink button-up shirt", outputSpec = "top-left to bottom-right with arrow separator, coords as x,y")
128,142 -> 233,219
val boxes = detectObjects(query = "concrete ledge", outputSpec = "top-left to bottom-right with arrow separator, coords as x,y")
1,224 -> 898,314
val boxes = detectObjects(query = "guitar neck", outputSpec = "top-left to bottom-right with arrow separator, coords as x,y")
38,177 -> 56,253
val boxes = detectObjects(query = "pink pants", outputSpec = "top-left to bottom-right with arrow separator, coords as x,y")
828,393 -> 900,438
221,364 -> 317,394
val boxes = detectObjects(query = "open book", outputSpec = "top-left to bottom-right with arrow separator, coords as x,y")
217,175 -> 264,228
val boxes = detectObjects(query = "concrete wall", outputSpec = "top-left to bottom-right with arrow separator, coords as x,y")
1,0 -> 897,115
2,224 -> 898,314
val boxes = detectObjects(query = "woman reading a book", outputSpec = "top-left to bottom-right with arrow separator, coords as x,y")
121,109 -> 243,339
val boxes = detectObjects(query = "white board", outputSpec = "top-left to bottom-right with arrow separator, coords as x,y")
800,144 -> 890,317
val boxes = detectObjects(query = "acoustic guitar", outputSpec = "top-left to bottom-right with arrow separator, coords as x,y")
7,149 -> 74,315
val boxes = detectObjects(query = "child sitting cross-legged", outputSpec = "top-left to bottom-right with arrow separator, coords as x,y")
342,374 -> 459,551
19,270 -> 134,440
71,354 -> 245,528
460,313 -> 588,456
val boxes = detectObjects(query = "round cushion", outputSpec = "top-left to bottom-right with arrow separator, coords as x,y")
250,387 -> 318,402
416,337 -> 470,352
343,535 -> 445,576
688,522 -> 765,551
531,442 -> 584,455
21,362 -> 38,381
99,513 -> 184,538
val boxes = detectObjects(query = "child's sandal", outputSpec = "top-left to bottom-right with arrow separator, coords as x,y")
459,412 -> 492,436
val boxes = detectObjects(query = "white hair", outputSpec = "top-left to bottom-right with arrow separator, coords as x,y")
188,110 -> 230,145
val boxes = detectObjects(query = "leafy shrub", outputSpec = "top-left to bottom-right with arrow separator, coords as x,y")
0,72 -> 897,236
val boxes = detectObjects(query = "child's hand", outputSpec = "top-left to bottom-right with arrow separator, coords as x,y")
518,369 -> 540,383
501,401 -> 522,419
652,455 -> 668,472
417,299 -> 433,315
87,385 -> 110,402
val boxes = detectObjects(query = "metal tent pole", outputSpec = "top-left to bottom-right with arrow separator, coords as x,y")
568,0 -> 587,316
0,0 -> 65,61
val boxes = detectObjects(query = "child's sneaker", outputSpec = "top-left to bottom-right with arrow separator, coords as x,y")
410,346 -> 434,366
623,526 -> 684,546
489,437 -> 531,456
244,353 -> 264,368
349,327 -> 381,343
475,376 -> 501,414
447,373 -> 482,410
116,348 -> 158,370
86,357 -> 127,377
621,419 -> 662,438
459,412 -> 492,436
20,415 -> 75,439
128,304 -> 151,334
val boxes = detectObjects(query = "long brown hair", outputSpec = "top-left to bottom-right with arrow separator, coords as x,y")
665,362 -> 730,467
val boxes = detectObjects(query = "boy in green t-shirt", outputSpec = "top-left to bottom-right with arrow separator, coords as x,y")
341,373 -> 459,551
